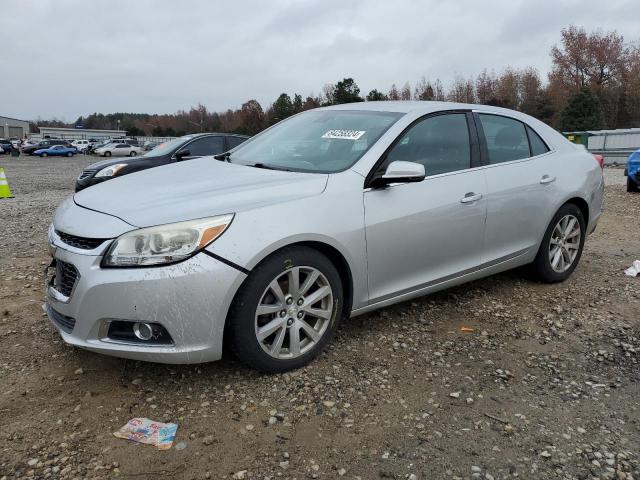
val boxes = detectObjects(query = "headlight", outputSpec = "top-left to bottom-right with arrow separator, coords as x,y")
95,164 -> 127,177
102,214 -> 234,267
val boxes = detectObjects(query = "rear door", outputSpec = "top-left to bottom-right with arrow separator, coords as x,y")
364,111 -> 488,303
475,113 -> 556,264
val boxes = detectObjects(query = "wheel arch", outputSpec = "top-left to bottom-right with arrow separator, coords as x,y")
564,196 -> 589,225
222,239 -> 355,340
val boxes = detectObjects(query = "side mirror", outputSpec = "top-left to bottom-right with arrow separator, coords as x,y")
371,161 -> 425,188
175,149 -> 190,160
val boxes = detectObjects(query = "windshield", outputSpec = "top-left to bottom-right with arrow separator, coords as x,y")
144,136 -> 193,157
231,110 -> 403,173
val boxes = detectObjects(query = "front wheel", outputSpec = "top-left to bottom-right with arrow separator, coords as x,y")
129,151 -> 137,157
228,247 -> 343,373
627,176 -> 639,193
41,153 -> 48,157
66,152 -> 73,157
531,203 -> 586,283
104,151 -> 111,157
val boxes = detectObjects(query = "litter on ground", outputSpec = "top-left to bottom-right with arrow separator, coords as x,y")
113,418 -> 178,450
624,260 -> 640,277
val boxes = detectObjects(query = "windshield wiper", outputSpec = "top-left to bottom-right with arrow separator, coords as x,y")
252,163 -> 292,171
214,152 -> 232,162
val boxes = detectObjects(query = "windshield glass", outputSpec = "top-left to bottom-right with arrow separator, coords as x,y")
144,136 -> 193,157
231,110 -> 403,173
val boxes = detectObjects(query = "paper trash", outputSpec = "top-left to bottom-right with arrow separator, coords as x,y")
624,260 -> 640,277
114,418 -> 178,450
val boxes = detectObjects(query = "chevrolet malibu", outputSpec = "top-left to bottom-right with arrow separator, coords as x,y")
46,101 -> 604,372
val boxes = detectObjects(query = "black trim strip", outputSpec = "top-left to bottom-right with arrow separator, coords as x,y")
202,250 -> 250,275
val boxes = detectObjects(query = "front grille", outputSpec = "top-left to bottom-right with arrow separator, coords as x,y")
78,168 -> 97,180
56,230 -> 107,250
46,304 -> 76,333
55,261 -> 79,297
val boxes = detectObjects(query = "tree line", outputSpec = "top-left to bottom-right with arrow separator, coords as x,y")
35,25 -> 640,137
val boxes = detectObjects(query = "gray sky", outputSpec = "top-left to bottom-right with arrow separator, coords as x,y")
2,0 -> 638,121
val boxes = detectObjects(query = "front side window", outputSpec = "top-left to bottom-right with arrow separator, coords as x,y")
226,136 -> 247,149
385,113 -> 471,176
181,136 -> 225,156
116,144 -> 128,148
231,110 -> 403,173
478,114 -> 530,164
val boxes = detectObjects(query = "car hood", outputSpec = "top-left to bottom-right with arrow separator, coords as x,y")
73,158 -> 329,227
85,156 -> 143,170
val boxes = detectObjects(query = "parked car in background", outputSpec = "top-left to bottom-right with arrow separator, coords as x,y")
0,139 -> 14,154
49,102 -> 603,372
34,145 -> 78,157
625,148 -> 640,192
76,133 -> 249,191
22,139 -> 72,155
71,140 -> 92,152
93,143 -> 143,158
11,138 -> 21,148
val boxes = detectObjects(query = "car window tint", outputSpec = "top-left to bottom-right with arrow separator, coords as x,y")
227,136 -> 247,149
183,136 -> 225,156
479,114 -> 530,164
117,144 -> 128,148
386,113 -> 471,176
526,125 -> 550,156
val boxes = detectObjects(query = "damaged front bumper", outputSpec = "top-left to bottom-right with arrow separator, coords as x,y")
44,227 -> 247,364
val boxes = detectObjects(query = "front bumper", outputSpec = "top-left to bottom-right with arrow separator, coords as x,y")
44,233 -> 247,364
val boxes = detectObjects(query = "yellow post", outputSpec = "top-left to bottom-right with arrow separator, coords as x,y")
0,167 -> 14,199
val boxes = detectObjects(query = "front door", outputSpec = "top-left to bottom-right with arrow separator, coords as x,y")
364,112 -> 487,303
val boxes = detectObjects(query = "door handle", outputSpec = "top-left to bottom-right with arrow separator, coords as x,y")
460,192 -> 482,203
540,175 -> 556,184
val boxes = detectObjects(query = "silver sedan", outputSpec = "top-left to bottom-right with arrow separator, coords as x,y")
46,101 -> 604,372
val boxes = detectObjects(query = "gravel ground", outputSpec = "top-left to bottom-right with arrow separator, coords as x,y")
0,155 -> 639,480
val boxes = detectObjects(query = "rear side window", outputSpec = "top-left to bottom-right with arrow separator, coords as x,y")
478,114 -> 529,164
526,125 -> 550,156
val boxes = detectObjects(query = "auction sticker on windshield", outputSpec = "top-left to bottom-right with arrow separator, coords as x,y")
322,130 -> 366,140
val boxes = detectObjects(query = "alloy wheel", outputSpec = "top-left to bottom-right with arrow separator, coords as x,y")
548,214 -> 581,273
255,266 -> 333,359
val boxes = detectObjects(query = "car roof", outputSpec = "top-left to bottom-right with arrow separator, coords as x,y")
318,100 -> 532,118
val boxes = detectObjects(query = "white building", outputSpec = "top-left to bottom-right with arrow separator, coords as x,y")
37,126 -> 127,141
0,115 -> 30,139
587,128 -> 640,164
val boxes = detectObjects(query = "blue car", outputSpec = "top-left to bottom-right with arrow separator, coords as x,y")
34,145 -> 78,157
626,149 -> 640,192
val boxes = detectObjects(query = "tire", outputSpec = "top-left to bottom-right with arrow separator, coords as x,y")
228,246 -> 343,373
627,176 -> 639,193
41,153 -> 47,157
66,152 -> 73,157
129,151 -> 137,157
531,203 -> 586,283
104,151 -> 111,157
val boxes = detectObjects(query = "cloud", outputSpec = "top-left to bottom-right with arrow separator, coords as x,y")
1,0 -> 637,120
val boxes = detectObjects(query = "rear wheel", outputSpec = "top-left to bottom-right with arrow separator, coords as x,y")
627,176 -> 639,193
129,151 -> 137,157
531,203 -> 585,283
228,247 -> 343,373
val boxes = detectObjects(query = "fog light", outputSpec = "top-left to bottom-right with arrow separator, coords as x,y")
133,322 -> 153,341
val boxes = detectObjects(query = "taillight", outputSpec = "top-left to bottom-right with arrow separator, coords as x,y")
593,154 -> 604,169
